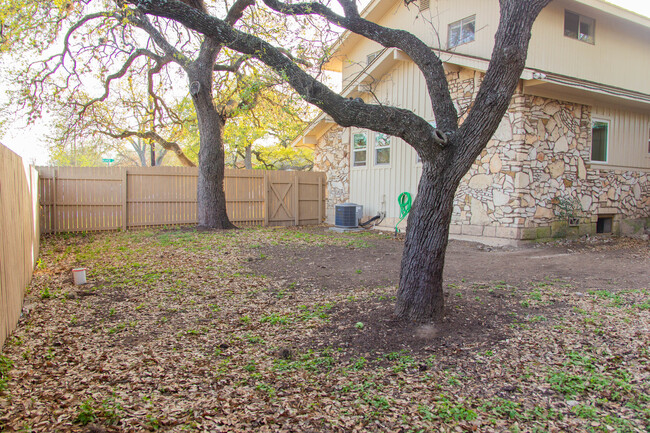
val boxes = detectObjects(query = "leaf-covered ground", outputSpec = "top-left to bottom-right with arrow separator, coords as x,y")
0,227 -> 648,432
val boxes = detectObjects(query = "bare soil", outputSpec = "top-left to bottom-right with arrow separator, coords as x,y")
248,227 -> 649,362
249,227 -> 650,292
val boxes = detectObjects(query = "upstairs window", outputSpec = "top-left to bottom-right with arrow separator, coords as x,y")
353,132 -> 367,167
375,133 -> 391,165
448,16 -> 475,49
591,120 -> 608,163
564,10 -> 595,44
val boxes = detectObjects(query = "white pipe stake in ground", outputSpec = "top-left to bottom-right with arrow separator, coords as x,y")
72,268 -> 87,285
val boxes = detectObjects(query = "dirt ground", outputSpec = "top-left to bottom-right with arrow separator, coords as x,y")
249,227 -> 650,292
248,227 -> 650,361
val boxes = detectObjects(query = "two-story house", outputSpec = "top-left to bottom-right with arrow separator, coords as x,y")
295,0 -> 650,243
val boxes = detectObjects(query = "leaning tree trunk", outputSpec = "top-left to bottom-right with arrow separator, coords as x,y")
189,61 -> 235,229
395,159 -> 460,321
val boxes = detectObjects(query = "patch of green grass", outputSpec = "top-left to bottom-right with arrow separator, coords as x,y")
40,287 -> 52,299
420,395 -> 477,422
571,403 -> 598,419
480,397 -> 522,419
588,290 -> 625,307
546,352 -> 634,401
273,349 -> 336,373
351,357 -> 367,370
260,312 -> 292,325
0,355 -> 13,392
297,303 -> 333,321
245,334 -> 265,344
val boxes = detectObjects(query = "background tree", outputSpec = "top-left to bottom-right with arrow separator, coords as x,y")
48,76 -> 197,167
2,0 -> 332,229
129,0 -> 551,321
221,76 -> 314,170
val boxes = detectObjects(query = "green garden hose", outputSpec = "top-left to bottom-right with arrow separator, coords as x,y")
395,192 -> 412,235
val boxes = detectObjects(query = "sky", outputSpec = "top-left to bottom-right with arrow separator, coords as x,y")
1,0 -> 649,166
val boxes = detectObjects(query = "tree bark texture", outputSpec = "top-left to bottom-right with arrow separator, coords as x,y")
189,38 -> 235,229
395,159 -> 459,321
245,145 -> 253,169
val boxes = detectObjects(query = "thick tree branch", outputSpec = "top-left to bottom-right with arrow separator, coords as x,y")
454,0 -> 551,174
127,0 -> 448,155
225,0 -> 256,25
260,0 -> 457,132
103,129 -> 196,166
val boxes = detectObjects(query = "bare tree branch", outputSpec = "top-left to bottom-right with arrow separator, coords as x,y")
102,129 -> 196,166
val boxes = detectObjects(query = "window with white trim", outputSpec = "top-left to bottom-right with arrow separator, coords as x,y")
353,132 -> 367,167
591,119 -> 608,163
375,133 -> 391,165
564,10 -> 595,44
448,15 -> 475,49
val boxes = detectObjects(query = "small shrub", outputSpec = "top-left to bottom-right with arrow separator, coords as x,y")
75,399 -> 96,425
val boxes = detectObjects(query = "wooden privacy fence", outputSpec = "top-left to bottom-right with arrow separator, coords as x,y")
1,144 -> 40,349
37,166 -> 326,233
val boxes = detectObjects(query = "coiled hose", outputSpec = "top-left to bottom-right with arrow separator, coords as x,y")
395,192 -> 412,235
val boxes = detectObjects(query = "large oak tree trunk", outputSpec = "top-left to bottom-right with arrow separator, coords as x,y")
395,159 -> 459,321
189,61 -> 235,229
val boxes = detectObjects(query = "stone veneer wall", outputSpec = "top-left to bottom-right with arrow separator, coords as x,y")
313,126 -> 349,223
314,67 -> 649,239
450,87 -> 649,240
518,96 -> 649,239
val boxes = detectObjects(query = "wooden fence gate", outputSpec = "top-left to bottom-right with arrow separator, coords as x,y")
37,166 -> 325,233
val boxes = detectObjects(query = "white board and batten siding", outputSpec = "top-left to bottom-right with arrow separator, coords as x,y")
349,60 -> 430,220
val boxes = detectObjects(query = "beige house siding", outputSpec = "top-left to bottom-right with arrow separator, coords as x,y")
528,0 -> 650,95
591,105 -> 650,169
337,0 -> 650,96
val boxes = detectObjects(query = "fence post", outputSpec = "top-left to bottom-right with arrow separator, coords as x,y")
318,175 -> 323,223
263,173 -> 269,227
121,168 -> 128,230
52,168 -> 58,234
294,174 -> 299,226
